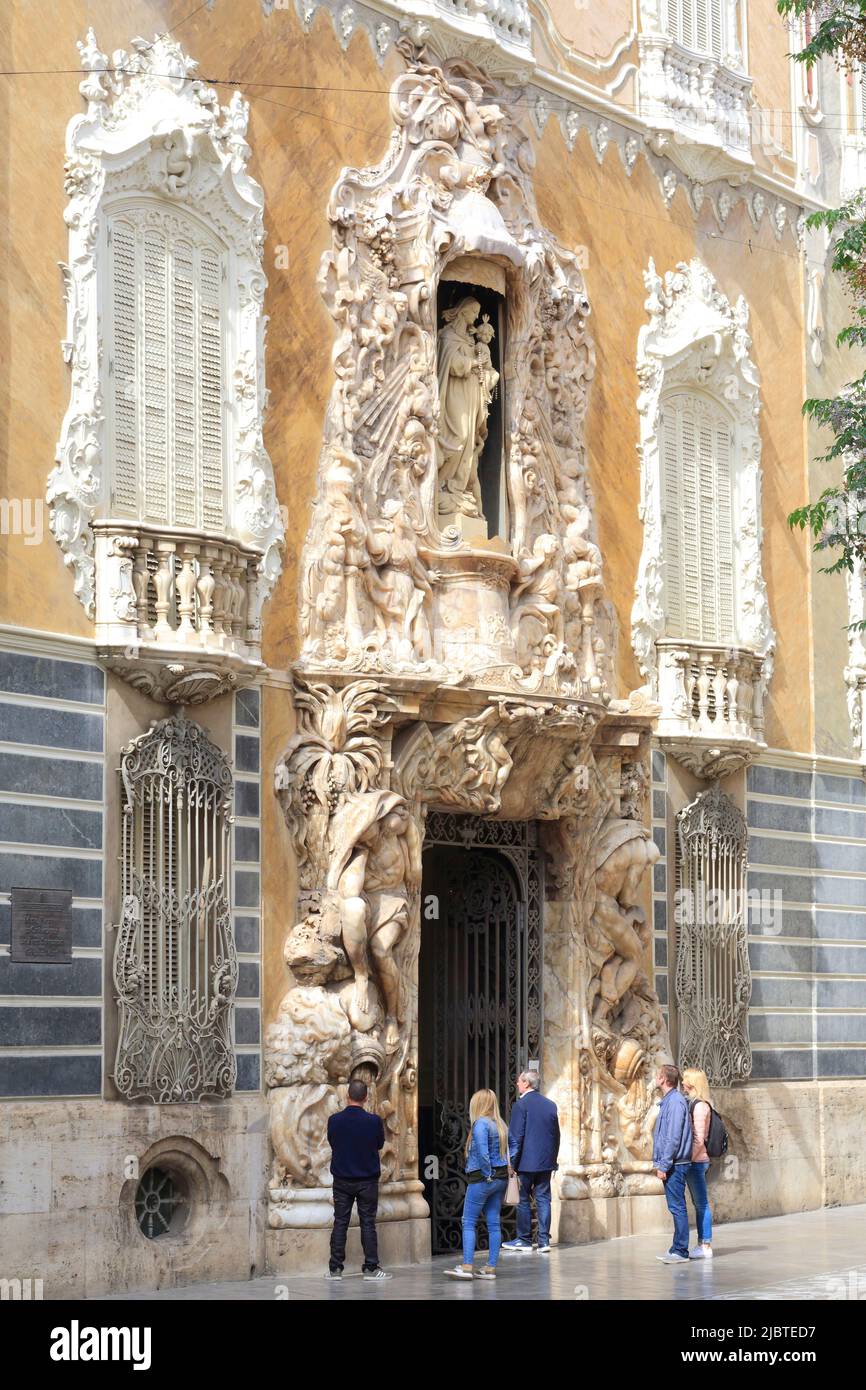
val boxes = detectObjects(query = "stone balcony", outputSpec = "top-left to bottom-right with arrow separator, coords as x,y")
93,521 -> 266,704
637,34 -> 753,183
393,0 -> 533,62
654,639 -> 768,779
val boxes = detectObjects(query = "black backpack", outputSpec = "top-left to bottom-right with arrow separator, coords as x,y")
690,1098 -> 728,1159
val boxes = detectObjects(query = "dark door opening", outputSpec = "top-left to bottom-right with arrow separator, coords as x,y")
418,814 -> 542,1256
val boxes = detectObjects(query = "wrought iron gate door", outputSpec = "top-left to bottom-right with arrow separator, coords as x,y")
419,813 -> 542,1256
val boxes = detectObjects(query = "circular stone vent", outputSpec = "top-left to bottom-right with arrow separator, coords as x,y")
135,1166 -> 188,1240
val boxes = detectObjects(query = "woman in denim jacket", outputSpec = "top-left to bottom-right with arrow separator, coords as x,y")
444,1089 -> 509,1281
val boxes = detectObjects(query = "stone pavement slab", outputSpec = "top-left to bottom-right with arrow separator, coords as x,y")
99,1202 -> 866,1301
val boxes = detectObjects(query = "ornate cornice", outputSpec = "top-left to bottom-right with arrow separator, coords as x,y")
264,0 -> 811,248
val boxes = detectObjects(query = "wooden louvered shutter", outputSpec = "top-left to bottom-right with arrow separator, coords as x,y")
107,206 -> 226,531
109,220 -> 139,513
680,406 -> 701,638
199,248 -> 225,529
665,0 -> 680,43
710,0 -> 723,59
714,421 -> 735,638
661,408 -> 683,631
143,226 -> 169,520
172,237 -> 196,527
681,0 -> 693,48
661,394 -> 736,645
695,0 -> 709,55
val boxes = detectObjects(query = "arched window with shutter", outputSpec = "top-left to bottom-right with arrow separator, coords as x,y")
633,260 -> 775,775
50,33 -> 284,696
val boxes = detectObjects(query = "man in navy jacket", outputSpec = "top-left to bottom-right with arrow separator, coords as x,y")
326,1079 -> 391,1280
503,1071 -> 561,1253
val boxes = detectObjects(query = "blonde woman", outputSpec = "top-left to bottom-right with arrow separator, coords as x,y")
444,1089 -> 510,1281
682,1068 -> 714,1260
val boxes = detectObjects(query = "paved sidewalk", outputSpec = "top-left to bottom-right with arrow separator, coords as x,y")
102,1202 -> 866,1301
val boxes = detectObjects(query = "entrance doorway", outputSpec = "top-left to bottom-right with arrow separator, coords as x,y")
418,813 -> 542,1255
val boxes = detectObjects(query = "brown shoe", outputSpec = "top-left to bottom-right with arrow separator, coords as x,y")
475,1265 -> 496,1279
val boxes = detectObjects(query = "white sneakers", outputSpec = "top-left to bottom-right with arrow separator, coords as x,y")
656,1244 -> 713,1264
444,1264 -> 475,1280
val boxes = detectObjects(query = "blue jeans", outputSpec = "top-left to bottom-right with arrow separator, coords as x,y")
516,1171 -> 552,1247
663,1164 -> 690,1258
462,1177 -> 507,1265
686,1161 -> 712,1244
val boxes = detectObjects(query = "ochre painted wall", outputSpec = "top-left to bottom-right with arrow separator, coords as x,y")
0,1 -> 836,758
533,117 -> 812,752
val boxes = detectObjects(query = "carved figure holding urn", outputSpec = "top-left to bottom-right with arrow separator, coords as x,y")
327,790 -> 421,1051
436,297 -> 498,521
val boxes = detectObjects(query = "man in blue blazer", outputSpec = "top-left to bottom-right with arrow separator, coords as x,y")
503,1070 -> 561,1253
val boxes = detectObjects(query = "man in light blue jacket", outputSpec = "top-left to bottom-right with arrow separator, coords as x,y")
652,1063 -> 693,1264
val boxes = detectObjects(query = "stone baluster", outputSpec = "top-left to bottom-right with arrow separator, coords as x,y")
153,541 -> 176,642
710,658 -> 727,730
197,545 -> 217,647
695,651 -> 714,734
132,539 -> 152,641
175,542 -> 198,641
245,558 -> 263,661
228,552 -> 246,649
210,549 -> 228,648
737,655 -> 754,733
751,656 -> 765,739
725,655 -> 741,736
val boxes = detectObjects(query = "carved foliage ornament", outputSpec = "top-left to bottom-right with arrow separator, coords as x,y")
50,31 -> 284,616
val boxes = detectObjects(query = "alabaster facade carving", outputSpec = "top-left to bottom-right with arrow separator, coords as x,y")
632,258 -> 775,778
50,32 -> 284,701
266,44 -> 671,1233
297,40 -> 615,698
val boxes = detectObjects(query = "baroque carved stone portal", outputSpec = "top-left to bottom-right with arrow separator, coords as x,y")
266,44 -> 671,1236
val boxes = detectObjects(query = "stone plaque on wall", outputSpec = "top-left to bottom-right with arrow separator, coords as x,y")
10,888 -> 73,963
